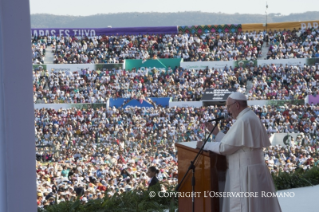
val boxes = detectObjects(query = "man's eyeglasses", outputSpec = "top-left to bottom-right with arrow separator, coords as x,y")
226,102 -> 237,110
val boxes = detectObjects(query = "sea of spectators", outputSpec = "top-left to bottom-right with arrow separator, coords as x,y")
33,62 -> 319,104
36,143 -> 178,207
263,141 -> 319,174
35,105 -> 199,208
35,102 -> 319,207
32,66 -> 248,103
34,104 -> 319,147
252,103 -> 319,135
31,27 -> 319,208
247,63 -> 319,100
265,28 -> 319,60
34,106 -> 213,148
31,27 -> 319,65
31,30 -> 267,64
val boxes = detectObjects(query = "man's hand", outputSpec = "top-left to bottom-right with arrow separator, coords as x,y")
196,141 -> 204,149
205,122 -> 220,136
205,122 -> 214,132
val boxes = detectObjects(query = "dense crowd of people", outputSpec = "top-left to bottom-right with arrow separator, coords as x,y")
32,26 -> 319,209
264,141 -> 319,174
31,29 -> 267,64
33,62 -> 319,103
34,106 -> 210,148
35,102 -> 319,207
32,66 -> 246,103
265,28 -> 319,60
35,105 -> 184,207
36,142 -> 178,206
31,27 -> 319,66
34,104 -> 319,147
247,63 -> 319,100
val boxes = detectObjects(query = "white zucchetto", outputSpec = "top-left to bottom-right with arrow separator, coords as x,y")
229,92 -> 247,101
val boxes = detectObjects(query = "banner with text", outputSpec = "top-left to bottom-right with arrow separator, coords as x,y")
169,101 -> 203,108
181,58 -> 319,70
123,99 -> 154,108
236,60 -> 257,67
34,103 -> 106,110
270,133 -> 307,146
201,89 -> 236,101
180,61 -> 235,70
248,99 -> 305,107
45,63 -> 123,75
31,26 -> 178,37
242,20 -> 319,32
125,59 -> 182,70
257,58 -> 306,67
109,97 -> 170,108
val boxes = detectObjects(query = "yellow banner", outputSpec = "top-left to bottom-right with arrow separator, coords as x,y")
242,20 -> 319,32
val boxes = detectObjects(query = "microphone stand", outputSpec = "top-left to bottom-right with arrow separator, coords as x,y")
175,120 -> 220,212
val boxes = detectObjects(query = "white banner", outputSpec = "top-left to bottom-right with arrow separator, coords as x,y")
257,58 -> 306,67
169,101 -> 203,108
168,99 -> 305,109
271,133 -> 305,146
46,64 -> 95,75
34,104 -> 78,110
248,99 -> 306,107
248,100 -> 272,106
34,103 -> 107,110
180,58 -> 309,71
180,61 -> 234,70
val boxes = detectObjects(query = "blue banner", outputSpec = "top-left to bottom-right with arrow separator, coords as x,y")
109,98 -> 129,108
149,97 -> 170,107
123,99 -> 154,109
109,97 -> 170,108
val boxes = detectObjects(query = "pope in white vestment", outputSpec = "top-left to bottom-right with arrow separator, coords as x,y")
198,92 -> 282,212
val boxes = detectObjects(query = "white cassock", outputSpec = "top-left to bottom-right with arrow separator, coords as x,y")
204,108 -> 282,212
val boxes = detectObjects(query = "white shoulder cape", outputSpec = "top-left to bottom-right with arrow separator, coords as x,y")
221,108 -> 271,148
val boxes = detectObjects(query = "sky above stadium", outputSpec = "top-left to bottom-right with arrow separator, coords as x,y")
30,0 -> 318,16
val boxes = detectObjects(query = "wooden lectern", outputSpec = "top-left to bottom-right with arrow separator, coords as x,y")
175,142 -> 227,212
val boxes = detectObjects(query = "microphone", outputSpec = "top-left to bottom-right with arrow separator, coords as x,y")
207,117 -> 224,122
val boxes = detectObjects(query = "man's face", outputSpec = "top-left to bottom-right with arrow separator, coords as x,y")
226,98 -> 238,118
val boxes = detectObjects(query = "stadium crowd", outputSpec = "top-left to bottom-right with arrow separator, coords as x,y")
247,63 -> 319,100
34,104 -> 319,147
31,27 -> 319,65
32,30 -> 266,64
33,62 -> 319,104
265,27 -> 319,59
32,27 -> 319,208
35,103 -> 319,207
33,66 -> 246,103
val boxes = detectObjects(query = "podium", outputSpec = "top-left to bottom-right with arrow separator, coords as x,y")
175,142 -> 227,212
